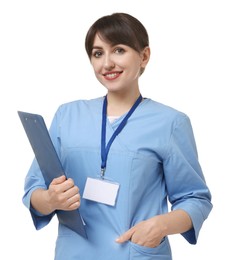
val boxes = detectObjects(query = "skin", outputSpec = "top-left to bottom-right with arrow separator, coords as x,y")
30,32 -> 193,248
90,34 -> 150,116
31,176 -> 80,215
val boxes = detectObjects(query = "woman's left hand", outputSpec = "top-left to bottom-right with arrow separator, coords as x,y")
115,216 -> 165,248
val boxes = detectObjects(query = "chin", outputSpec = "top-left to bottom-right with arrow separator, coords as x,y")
104,84 -> 123,92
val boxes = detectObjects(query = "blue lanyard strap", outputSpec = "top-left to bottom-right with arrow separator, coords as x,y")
101,94 -> 142,178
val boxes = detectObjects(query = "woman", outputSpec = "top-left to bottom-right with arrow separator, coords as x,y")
22,12 -> 212,259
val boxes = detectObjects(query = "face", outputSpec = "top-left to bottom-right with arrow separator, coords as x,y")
90,34 -> 150,95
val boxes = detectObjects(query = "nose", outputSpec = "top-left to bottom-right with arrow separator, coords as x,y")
103,54 -> 115,70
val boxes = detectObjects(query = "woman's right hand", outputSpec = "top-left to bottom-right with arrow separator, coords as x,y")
47,175 -> 81,211
30,175 -> 81,215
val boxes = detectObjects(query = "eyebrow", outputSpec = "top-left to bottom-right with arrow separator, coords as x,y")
92,46 -> 103,50
92,42 -> 123,50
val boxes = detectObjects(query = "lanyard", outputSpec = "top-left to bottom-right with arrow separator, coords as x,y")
101,94 -> 142,178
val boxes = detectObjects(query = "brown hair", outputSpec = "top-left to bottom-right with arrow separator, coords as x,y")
85,13 -> 149,59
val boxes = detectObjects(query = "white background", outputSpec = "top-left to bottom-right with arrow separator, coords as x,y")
1,0 -> 239,259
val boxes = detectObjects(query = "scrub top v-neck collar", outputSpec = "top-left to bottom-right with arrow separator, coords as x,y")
100,94 -> 143,178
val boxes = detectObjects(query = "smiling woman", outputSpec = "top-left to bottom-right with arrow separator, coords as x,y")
88,33 -> 150,107
85,13 -> 150,115
22,12 -> 212,260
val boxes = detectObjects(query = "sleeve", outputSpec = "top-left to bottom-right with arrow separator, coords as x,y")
163,113 -> 213,244
22,107 -> 62,231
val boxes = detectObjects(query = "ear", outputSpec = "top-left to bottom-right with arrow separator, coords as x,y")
140,46 -> 150,69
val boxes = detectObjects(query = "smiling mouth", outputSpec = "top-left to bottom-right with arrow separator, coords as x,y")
103,71 -> 123,80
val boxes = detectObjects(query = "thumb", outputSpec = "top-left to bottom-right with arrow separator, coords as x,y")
115,227 -> 135,244
51,175 -> 66,185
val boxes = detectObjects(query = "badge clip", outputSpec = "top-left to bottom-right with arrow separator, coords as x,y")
100,167 -> 106,179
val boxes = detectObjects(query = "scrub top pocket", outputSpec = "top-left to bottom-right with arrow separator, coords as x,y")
129,238 -> 172,260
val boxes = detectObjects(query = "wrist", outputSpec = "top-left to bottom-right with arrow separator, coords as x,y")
43,189 -> 56,214
31,188 -> 54,215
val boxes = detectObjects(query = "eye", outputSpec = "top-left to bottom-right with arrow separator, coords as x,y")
92,50 -> 103,58
114,47 -> 125,54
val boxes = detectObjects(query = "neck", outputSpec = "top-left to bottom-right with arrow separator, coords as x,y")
106,90 -> 141,117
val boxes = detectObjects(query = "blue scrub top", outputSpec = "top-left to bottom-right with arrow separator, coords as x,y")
22,97 -> 212,260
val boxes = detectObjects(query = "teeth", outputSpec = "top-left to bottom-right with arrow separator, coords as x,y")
105,73 -> 117,78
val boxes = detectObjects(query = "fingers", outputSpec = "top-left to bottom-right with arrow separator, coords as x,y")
51,176 -> 75,193
59,179 -> 81,209
65,184 -> 80,207
51,175 -> 66,185
48,176 -> 81,211
66,193 -> 81,210
115,227 -> 135,244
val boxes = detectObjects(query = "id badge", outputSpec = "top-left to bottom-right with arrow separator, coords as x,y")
82,177 -> 120,206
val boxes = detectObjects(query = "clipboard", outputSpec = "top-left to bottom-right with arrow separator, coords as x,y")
18,111 -> 87,238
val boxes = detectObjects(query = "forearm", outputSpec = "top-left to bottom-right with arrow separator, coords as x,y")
159,209 -> 193,237
31,188 -> 54,215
